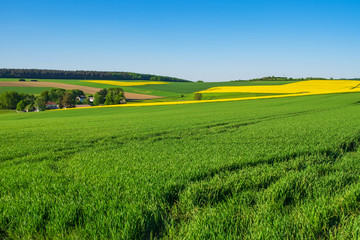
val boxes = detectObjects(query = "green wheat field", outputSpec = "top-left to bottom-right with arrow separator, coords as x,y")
1,91 -> 360,239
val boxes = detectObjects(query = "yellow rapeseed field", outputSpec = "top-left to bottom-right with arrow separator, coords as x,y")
64,80 -> 360,110
199,80 -> 360,94
82,80 -> 168,86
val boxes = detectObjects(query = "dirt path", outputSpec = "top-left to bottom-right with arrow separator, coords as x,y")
0,81 -> 162,99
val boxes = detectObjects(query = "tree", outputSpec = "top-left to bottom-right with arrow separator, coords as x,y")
40,91 -> 50,102
58,101 -> 64,109
20,93 -> 36,106
93,93 -> 104,106
60,92 -> 75,108
34,97 -> 46,111
150,76 -> 162,81
49,88 -> 66,103
25,103 -> 34,112
115,92 -> 125,104
99,88 -> 108,98
0,68 -> 190,82
194,93 -> 203,100
70,89 -> 84,97
0,91 -> 20,109
16,100 -> 26,111
93,88 -> 126,105
83,98 -> 92,105
104,92 -> 115,105
104,88 -> 126,105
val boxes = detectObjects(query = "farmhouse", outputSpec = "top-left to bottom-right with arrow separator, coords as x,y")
45,101 -> 58,109
76,95 -> 87,103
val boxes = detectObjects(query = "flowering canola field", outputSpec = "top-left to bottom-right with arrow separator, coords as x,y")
199,80 -> 360,94
82,80 -> 168,86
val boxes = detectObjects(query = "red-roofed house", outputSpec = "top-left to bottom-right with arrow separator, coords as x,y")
45,101 -> 58,109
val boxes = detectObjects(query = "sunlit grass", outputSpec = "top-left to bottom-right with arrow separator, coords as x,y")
1,93 -> 360,238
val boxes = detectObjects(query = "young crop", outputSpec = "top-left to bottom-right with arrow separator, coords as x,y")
1,92 -> 360,239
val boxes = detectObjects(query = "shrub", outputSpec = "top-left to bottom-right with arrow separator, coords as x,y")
194,93 -> 203,100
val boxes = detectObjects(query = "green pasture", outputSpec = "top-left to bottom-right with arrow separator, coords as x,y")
0,86 -> 53,95
0,110 -> 14,115
1,92 -> 360,239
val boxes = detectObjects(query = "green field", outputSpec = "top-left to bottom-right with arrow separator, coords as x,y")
1,92 -> 360,239
0,86 -> 54,95
124,80 -> 294,95
0,109 -> 14,115
130,92 -> 286,103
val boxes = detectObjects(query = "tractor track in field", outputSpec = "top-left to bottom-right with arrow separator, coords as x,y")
0,81 -> 162,100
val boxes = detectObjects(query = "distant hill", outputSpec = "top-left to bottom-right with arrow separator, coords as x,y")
0,68 -> 190,82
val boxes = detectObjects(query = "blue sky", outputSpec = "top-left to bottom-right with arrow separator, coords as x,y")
1,0 -> 359,81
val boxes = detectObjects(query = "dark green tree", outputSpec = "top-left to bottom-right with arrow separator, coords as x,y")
40,91 -> 50,102
20,93 -> 36,106
70,89 -> 85,97
16,100 -> 26,111
34,97 -> 46,111
60,92 -> 76,108
93,92 -> 104,106
104,88 -> 126,105
49,88 -> 66,103
0,91 -> 20,109
99,89 -> 108,98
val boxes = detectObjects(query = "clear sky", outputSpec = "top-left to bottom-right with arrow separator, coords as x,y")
1,0 -> 359,81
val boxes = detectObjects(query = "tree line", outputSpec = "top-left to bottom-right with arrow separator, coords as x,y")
248,76 -> 327,81
0,69 -> 190,82
0,88 -> 86,111
0,87 -> 127,112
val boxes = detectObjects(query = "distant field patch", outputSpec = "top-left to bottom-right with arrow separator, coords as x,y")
0,86 -> 52,95
82,80 -> 168,86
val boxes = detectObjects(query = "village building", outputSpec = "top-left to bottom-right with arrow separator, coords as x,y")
45,101 -> 58,109
76,95 -> 87,103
